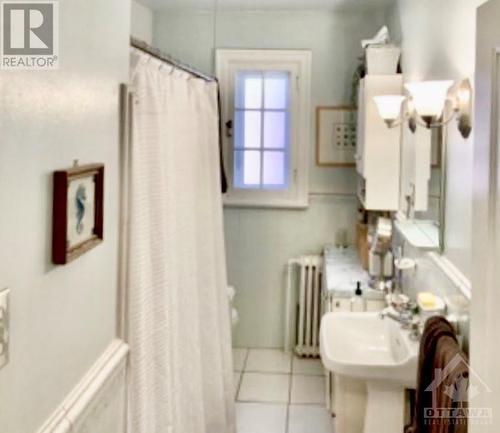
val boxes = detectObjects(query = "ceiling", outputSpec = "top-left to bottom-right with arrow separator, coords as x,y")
137,0 -> 396,12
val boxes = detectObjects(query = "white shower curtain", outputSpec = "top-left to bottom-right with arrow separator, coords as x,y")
125,48 -> 235,433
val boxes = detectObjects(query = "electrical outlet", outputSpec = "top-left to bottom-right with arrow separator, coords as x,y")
0,288 -> 10,370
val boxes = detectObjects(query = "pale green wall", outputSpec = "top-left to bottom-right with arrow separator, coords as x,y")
0,0 -> 130,430
132,0 -> 153,44
153,9 -> 388,347
386,0 -> 488,280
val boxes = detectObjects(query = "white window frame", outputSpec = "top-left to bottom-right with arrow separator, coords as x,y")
216,49 -> 311,209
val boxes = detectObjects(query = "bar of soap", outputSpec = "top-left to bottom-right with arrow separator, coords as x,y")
418,292 -> 437,309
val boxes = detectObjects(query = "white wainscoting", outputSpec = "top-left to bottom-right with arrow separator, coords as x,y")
37,339 -> 129,433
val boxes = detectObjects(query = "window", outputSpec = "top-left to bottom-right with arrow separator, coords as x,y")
217,50 -> 311,208
234,71 -> 290,190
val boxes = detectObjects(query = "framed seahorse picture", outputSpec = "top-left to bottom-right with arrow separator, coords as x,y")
52,163 -> 104,264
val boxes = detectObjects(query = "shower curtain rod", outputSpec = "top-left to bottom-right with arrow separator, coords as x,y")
130,37 -> 216,82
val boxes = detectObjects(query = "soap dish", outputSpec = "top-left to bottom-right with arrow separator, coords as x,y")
417,292 -> 446,320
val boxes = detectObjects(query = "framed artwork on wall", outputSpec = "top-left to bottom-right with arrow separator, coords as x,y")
52,163 -> 104,265
316,106 -> 357,167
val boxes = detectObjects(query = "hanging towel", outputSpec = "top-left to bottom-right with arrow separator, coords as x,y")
406,316 -> 468,433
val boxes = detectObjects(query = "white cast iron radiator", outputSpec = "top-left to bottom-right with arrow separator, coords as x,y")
284,255 -> 324,357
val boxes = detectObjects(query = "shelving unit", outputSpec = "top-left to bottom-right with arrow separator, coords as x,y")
356,75 -> 403,210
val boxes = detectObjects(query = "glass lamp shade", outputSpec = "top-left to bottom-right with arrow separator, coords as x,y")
373,95 -> 406,121
404,80 -> 454,118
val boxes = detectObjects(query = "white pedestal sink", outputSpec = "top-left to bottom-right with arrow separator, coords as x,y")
320,312 -> 419,433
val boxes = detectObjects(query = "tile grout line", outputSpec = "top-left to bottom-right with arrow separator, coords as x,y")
235,349 -> 325,401
236,398 -> 325,407
235,371 -> 243,399
235,349 -> 250,400
236,349 -> 330,433
235,347 -> 330,433
242,348 -> 250,371
239,371 -> 325,377
237,399 -> 290,405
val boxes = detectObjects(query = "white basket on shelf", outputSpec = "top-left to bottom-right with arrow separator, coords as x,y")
365,45 -> 401,75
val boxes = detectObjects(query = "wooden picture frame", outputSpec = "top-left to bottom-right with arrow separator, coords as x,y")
316,106 -> 357,167
52,163 -> 104,265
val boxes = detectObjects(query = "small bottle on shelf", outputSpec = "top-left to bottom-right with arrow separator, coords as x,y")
350,281 -> 367,312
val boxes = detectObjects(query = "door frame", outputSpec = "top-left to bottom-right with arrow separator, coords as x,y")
471,1 -> 500,431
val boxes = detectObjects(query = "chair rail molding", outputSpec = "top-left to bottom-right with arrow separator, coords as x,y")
36,339 -> 129,433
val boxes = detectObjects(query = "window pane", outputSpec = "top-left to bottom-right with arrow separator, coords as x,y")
236,71 -> 262,109
234,150 -> 261,188
263,151 -> 287,187
235,110 -> 261,149
264,112 -> 287,149
264,72 -> 289,109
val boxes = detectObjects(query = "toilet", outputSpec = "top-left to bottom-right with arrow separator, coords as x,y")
228,285 -> 239,327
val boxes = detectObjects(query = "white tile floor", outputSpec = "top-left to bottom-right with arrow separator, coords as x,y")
246,349 -> 293,373
233,348 -> 249,372
233,348 -> 335,433
239,372 -> 291,403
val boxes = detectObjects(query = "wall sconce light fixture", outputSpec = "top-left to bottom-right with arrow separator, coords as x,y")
373,95 -> 417,133
373,95 -> 406,128
373,79 -> 473,138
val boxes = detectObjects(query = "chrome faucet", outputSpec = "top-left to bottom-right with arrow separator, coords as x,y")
380,309 -> 413,326
380,300 -> 422,341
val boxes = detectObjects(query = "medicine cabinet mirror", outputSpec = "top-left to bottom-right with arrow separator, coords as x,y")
395,123 -> 444,252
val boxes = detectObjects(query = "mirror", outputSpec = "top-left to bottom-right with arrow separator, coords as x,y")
396,121 -> 444,252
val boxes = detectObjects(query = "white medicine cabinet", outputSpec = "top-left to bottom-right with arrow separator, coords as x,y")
356,75 -> 403,211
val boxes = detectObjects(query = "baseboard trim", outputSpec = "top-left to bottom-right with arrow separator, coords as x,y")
37,339 -> 129,433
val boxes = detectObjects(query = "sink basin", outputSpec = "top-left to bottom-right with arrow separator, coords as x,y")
320,312 -> 420,433
320,312 -> 419,387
